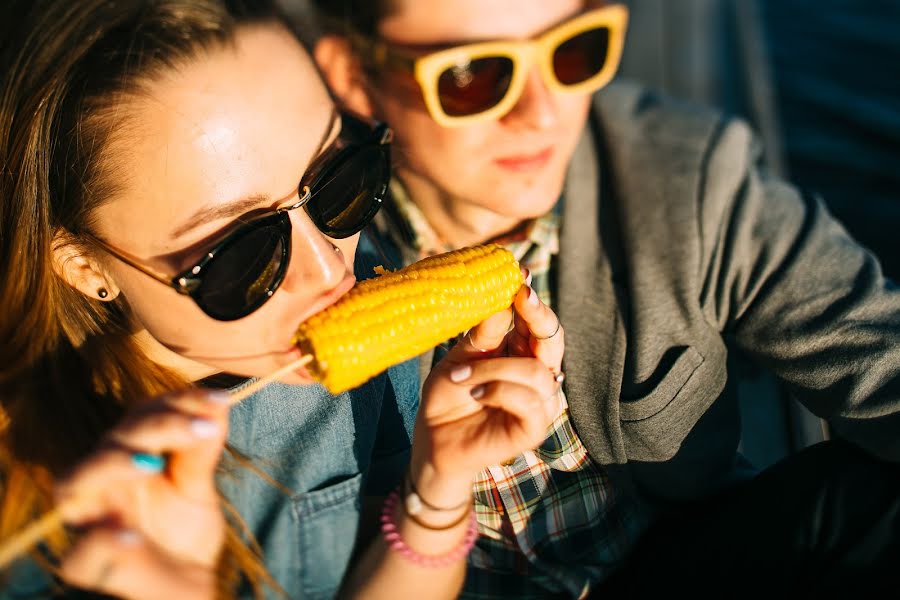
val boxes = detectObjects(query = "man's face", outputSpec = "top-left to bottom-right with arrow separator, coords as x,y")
372,0 -> 592,222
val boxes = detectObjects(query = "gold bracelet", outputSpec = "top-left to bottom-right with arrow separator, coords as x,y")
401,499 -> 471,531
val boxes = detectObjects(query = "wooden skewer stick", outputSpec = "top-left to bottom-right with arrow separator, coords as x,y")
0,508 -> 64,571
0,353 -> 315,571
227,353 -> 314,405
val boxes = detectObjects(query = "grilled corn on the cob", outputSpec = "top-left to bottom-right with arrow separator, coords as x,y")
293,244 -> 523,393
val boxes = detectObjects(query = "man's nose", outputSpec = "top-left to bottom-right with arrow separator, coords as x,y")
501,66 -> 559,131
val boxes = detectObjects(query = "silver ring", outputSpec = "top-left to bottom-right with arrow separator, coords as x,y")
533,314 -> 561,340
463,329 -> 491,352
463,315 -> 515,352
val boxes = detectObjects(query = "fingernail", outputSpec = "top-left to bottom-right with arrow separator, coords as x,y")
450,364 -> 472,383
131,452 -> 166,473
521,267 -> 533,286
191,418 -> 220,438
471,385 -> 486,400
528,287 -> 539,305
205,390 -> 232,404
117,529 -> 142,546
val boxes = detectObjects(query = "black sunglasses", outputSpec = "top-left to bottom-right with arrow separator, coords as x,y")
86,110 -> 392,321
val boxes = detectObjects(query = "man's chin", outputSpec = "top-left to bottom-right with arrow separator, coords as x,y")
488,185 -> 564,221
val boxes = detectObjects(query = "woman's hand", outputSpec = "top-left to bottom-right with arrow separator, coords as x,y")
412,282 -> 565,505
54,389 -> 230,600
459,274 -> 564,375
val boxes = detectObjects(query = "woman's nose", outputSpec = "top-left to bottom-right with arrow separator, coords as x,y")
279,209 -> 347,294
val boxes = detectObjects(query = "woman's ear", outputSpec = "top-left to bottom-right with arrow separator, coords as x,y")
51,232 -> 121,302
315,35 -> 376,117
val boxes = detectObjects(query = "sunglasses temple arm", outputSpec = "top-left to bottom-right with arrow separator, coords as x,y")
117,256 -> 178,289
381,49 -> 416,74
82,233 -> 176,288
348,30 -> 416,74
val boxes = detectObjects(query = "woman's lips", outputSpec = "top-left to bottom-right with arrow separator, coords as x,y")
286,345 -> 315,380
493,147 -> 554,172
281,271 -> 357,378
314,272 -> 357,313
292,271 -> 356,332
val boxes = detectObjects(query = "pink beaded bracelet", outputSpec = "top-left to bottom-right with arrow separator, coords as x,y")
380,486 -> 478,567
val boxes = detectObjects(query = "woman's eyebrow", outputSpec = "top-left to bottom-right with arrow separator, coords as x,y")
169,108 -> 339,241
169,194 -> 269,240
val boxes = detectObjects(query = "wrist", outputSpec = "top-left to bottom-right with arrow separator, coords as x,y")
407,460 -> 473,511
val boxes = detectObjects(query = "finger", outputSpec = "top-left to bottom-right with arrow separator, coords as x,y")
448,356 -> 558,401
60,527 -> 144,593
166,404 -> 229,500
511,286 -> 564,370
512,285 -> 560,339
58,407 -> 227,519
57,445 -> 161,524
60,527 -> 214,599
122,389 -> 231,499
521,266 -> 533,288
471,381 -> 555,449
445,307 -> 513,361
105,406 -> 225,454
158,388 -> 232,416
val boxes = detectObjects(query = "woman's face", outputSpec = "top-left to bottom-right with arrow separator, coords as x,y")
375,0 -> 591,220
92,24 -> 357,383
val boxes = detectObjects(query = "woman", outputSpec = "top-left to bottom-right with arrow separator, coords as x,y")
0,1 -> 565,598
312,0 -> 900,596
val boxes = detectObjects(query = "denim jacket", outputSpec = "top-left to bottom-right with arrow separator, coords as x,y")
222,362 -> 418,598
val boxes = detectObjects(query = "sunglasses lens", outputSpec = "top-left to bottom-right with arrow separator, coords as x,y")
437,56 -> 514,117
306,145 -> 388,239
553,26 -> 610,86
195,223 -> 286,320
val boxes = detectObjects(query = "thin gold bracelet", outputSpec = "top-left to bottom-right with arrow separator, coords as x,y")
404,468 -> 471,515
400,498 -> 471,531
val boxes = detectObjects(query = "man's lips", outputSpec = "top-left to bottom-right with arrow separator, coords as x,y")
493,147 -> 554,172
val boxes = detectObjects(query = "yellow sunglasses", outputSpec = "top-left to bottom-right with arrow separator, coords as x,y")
355,4 -> 629,127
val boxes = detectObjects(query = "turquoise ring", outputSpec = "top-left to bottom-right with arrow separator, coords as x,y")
131,452 -> 166,473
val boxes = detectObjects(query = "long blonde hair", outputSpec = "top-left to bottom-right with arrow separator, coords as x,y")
0,0 -> 291,595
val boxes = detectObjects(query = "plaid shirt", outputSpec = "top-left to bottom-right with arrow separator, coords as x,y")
377,183 -> 648,598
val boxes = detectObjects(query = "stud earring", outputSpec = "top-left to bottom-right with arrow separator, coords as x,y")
98,288 -> 109,299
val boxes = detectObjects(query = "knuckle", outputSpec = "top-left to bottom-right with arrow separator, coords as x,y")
526,362 -> 552,390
